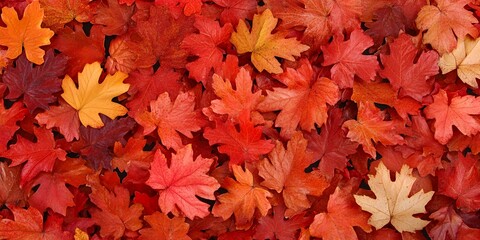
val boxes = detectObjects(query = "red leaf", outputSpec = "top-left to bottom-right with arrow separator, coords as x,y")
88,174 -> 144,239
182,16 -> 232,83
424,89 -> 480,144
213,0 -> 257,25
437,154 -> 480,212
139,212 -> 191,240
3,50 -> 67,112
35,100 -> 80,142
1,127 -> 66,186
379,33 -> 439,101
257,59 -> 339,138
135,91 -> 205,150
309,185 -> 371,240
305,108 -> 358,179
92,0 -> 134,36
28,173 -> 74,216
428,205 -> 464,240
204,111 -> 275,166
0,99 -> 26,153
146,144 -> 220,219
0,206 -> 68,240
0,162 -> 26,206
321,30 -> 379,88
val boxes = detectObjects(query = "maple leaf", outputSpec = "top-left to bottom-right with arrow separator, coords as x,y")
112,137 -> 154,172
437,154 -> 480,212
92,0 -> 135,36
135,91 -> 204,150
0,206 -> 67,240
146,144 -> 220,219
310,185 -> 371,240
0,127 -> 66,186
258,132 -> 329,216
230,9 -> 309,74
130,5 -> 195,69
424,89 -> 480,144
439,35 -> 480,88
253,204 -> 312,240
305,107 -> 358,179
257,59 -> 339,138
212,165 -> 272,230
40,0 -> 92,31
321,30 -> 379,88
138,212 -> 192,240
73,116 -> 135,169
35,99 -> 80,142
3,50 -> 67,112
343,101 -> 404,157
213,0 -> 257,25
181,16 -> 232,83
125,67 -> 182,116
428,205 -> 464,240
379,33 -> 439,101
354,162 -> 434,232
61,61 -> 130,128
0,162 -> 26,206
416,0 -> 478,54
51,24 -> 105,77
88,174 -> 144,239
210,68 -> 263,122
271,0 -> 362,49
0,0 -> 54,64
29,158 -> 92,216
203,111 -> 275,166
448,131 -> 480,155
0,99 -> 26,153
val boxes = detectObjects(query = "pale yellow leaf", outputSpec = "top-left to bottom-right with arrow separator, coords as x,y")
230,9 -> 309,74
61,62 -> 129,128
439,35 -> 480,88
353,162 -> 434,233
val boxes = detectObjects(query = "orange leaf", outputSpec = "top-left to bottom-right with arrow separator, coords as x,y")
138,212 -> 191,240
212,165 -> 272,230
258,132 -> 329,216
0,0 -> 54,64
416,0 -> 478,54
343,102 -> 404,157
230,9 -> 309,74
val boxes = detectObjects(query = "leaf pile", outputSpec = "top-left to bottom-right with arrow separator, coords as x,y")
0,0 -> 480,239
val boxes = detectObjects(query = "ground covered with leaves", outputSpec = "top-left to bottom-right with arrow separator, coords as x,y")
0,0 -> 479,239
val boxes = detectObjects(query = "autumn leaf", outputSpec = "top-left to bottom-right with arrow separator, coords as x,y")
379,33 -> 439,101
230,9 -> 309,74
416,0 -> 478,54
40,0 -> 92,30
135,91 -> 204,150
146,144 -> 220,220
35,99 -> 80,142
88,174 -> 144,239
321,30 -> 379,88
0,162 -> 26,206
0,205 -> 68,239
437,153 -> 480,212
0,98 -> 26,153
3,50 -> 67,112
210,68 -> 263,122
257,59 -> 339,138
310,185 -> 371,240
254,204 -> 312,240
258,132 -> 329,216
61,62 -> 130,128
203,111 -> 275,166
0,0 -> 55,64
213,0 -> 257,25
439,35 -> 480,88
212,165 -> 272,230
424,89 -> 480,144
354,162 -> 434,232
92,0 -> 135,36
0,127 -> 67,186
138,212 -> 191,240
343,101 -> 404,157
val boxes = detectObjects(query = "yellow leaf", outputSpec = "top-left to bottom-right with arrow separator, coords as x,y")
0,0 -> 54,65
61,62 -> 129,128
230,9 -> 309,74
353,162 -> 434,233
74,228 -> 89,240
439,35 -> 480,88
